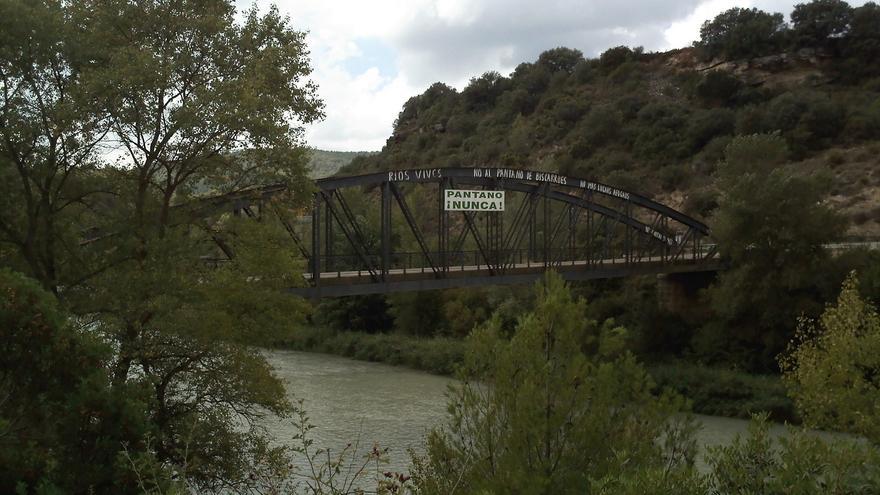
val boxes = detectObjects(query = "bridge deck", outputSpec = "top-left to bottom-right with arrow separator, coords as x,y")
291,254 -> 723,297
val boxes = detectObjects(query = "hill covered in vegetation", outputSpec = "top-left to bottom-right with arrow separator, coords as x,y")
342,1 -> 880,237
307,149 -> 375,178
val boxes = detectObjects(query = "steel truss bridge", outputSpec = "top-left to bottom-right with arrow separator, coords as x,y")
210,167 -> 722,298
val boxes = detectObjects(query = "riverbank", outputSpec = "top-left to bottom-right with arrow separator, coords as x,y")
273,327 -> 797,422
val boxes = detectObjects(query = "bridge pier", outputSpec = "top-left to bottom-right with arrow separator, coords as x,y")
656,271 -> 716,316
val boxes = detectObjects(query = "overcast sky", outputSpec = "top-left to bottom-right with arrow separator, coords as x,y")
235,0 -> 867,152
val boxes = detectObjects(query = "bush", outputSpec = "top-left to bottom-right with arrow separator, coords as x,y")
274,327 -> 466,375
570,106 -> 622,158
648,362 -> 796,422
599,45 -> 637,71
706,415 -> 880,493
695,71 -> 743,106
0,269 -> 153,492
687,108 -> 735,152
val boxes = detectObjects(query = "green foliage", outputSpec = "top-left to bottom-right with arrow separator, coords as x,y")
0,0 -> 323,490
313,295 -> 394,333
599,46 -> 640,71
0,269 -> 153,493
463,71 -> 510,111
706,415 -> 880,493
275,327 -> 466,375
696,7 -> 788,60
410,273 -> 695,494
537,47 -> 585,74
840,2 -> 880,79
687,108 -> 736,152
737,91 -> 847,156
695,71 -> 744,106
791,0 -> 854,50
649,362 -> 796,422
781,272 -> 880,443
307,150 -> 375,179
705,134 -> 846,370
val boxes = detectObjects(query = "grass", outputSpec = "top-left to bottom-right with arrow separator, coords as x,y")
273,328 -> 796,422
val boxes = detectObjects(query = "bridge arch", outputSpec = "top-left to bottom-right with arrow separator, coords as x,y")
274,167 -> 718,297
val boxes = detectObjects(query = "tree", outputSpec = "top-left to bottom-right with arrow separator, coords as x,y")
0,269 -> 154,493
462,71 -> 509,111
410,272 -> 696,493
791,0 -> 854,51
0,0 -> 108,295
1,0 -> 323,490
536,47 -> 584,74
840,2 -> 880,78
780,272 -> 880,443
702,134 -> 846,370
696,8 -> 788,60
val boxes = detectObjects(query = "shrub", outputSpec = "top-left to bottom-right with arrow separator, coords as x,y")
687,108 -> 736,152
599,45 -> 637,71
695,71 -> 744,106
649,362 -> 796,422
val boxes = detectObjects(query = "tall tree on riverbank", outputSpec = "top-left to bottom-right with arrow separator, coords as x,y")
0,0 -> 322,491
699,134 -> 845,370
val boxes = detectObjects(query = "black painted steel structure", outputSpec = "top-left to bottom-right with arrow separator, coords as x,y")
219,167 -> 720,297
244,168 -> 718,297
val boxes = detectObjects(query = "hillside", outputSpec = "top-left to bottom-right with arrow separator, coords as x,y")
307,149 -> 375,178
341,8 -> 880,238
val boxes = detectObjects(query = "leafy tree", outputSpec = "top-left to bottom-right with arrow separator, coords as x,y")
410,272 -> 695,493
791,0 -> 854,51
599,45 -> 637,71
0,269 -> 153,493
536,47 -> 584,74
0,0 -> 107,294
703,134 -> 846,370
463,71 -> 510,111
840,2 -> 880,78
0,0 -> 323,490
780,272 -> 880,443
696,7 -> 788,60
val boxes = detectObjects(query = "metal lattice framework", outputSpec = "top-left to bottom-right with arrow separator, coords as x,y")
225,167 -> 719,298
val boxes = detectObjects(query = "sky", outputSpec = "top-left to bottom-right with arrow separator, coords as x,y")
234,0 -> 866,152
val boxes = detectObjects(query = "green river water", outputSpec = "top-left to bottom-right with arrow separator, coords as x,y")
263,349 -> 842,476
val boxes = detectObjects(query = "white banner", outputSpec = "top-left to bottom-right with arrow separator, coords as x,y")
444,189 -> 505,211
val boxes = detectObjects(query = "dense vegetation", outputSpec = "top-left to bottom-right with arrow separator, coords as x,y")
307,149 -> 375,179
1,0 -> 323,492
408,272 -> 880,494
3,0 -> 880,493
343,1 -> 880,235
314,0 -> 880,376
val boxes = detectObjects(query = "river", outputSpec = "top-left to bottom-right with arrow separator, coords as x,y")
262,349 -> 829,477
